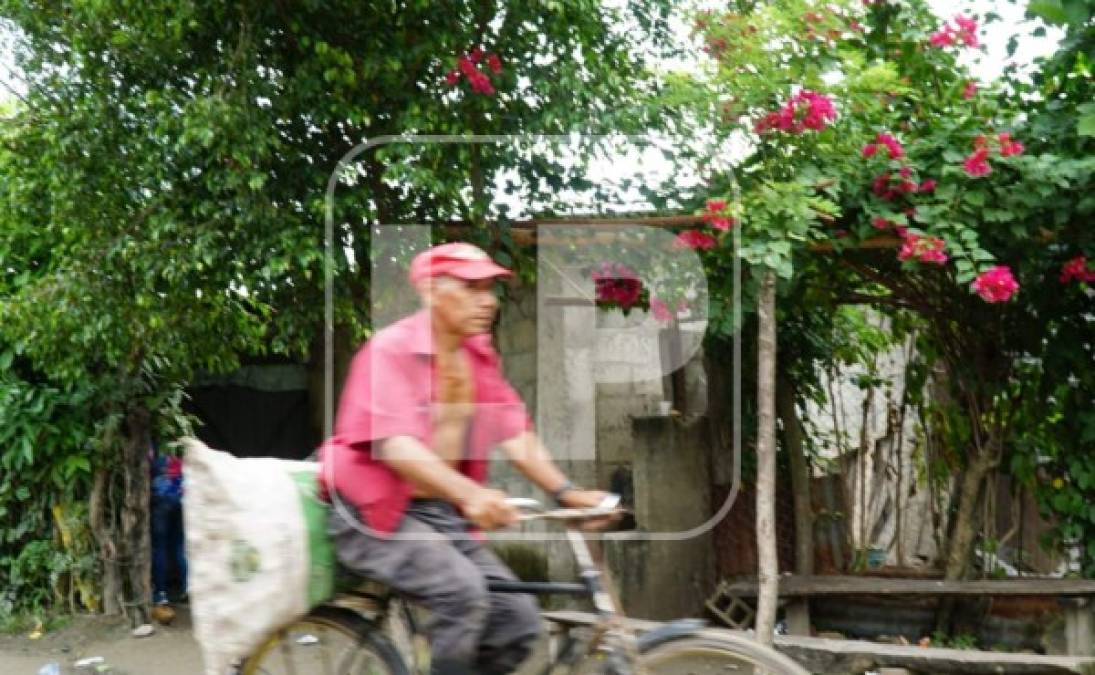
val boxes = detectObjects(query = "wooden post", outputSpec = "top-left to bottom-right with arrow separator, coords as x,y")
755,270 -> 779,645
667,318 -> 688,416
779,370 -> 813,636
1064,597 -> 1093,656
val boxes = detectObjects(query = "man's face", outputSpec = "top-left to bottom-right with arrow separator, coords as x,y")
427,276 -> 500,337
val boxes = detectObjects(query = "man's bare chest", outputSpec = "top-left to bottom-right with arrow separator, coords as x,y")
431,350 -> 475,462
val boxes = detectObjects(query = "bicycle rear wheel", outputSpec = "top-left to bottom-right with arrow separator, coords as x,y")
636,634 -> 808,675
239,605 -> 409,675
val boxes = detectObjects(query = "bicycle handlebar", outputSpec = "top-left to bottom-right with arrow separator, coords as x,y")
505,494 -> 626,522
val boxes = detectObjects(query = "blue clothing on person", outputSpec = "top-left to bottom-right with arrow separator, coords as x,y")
151,454 -> 186,604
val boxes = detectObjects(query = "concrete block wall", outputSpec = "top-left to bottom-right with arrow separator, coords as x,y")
488,281 -> 714,619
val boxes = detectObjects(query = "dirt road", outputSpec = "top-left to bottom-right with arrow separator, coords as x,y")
0,611 -> 202,675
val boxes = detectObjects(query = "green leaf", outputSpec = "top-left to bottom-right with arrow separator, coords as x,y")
1077,106 -> 1095,137
1027,0 -> 1068,25
963,192 -> 986,207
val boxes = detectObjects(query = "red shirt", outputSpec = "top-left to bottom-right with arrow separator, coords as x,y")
318,310 -> 532,534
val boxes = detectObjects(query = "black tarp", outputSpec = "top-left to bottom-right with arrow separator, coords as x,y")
184,365 -> 318,460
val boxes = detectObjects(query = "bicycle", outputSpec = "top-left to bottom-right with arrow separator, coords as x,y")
239,496 -> 808,674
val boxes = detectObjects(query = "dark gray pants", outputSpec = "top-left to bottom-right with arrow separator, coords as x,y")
329,499 -> 541,674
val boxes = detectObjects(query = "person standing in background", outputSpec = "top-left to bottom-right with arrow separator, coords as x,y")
150,445 -> 187,607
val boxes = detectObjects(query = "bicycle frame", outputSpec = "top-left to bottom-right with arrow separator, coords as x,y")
488,526 -> 635,674
332,501 -> 640,674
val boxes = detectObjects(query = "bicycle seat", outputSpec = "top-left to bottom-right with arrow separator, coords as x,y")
333,564 -> 392,599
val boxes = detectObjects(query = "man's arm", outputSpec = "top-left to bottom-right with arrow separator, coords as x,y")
380,435 -> 517,529
499,431 -> 609,508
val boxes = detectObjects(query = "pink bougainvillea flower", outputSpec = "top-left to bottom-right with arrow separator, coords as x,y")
872,173 -> 891,195
591,262 -> 642,309
898,232 -> 948,265
862,143 -> 878,158
755,89 -> 836,134
929,28 -> 955,47
872,216 -> 893,230
899,166 -> 912,178
700,199 -> 736,231
798,90 -> 837,130
953,16 -> 977,33
1060,255 -> 1095,284
896,233 -> 918,261
962,80 -> 978,99
953,15 -> 979,46
871,172 -> 900,201
877,132 -> 904,159
931,16 -> 978,49
899,179 -> 919,193
963,148 -> 992,177
673,229 -> 717,250
451,49 -> 501,96
754,107 -> 793,133
998,132 -> 1025,157
458,55 -> 478,77
971,265 -> 1019,302
468,71 -> 495,95
649,297 -> 672,322
919,179 -> 937,192
649,297 -> 689,323
973,134 -> 988,149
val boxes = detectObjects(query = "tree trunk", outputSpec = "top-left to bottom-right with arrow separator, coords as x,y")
307,323 -> 356,443
121,406 -> 152,624
89,468 -> 122,615
935,450 -> 994,632
778,372 -> 813,576
755,270 -> 779,645
779,370 -> 813,635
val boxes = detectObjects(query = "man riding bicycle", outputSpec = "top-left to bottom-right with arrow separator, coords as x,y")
319,242 -> 611,675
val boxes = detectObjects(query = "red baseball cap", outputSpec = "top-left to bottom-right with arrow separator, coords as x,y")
408,242 -> 513,285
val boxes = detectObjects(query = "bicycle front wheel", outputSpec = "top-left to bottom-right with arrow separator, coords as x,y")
239,605 -> 409,675
636,634 -> 808,675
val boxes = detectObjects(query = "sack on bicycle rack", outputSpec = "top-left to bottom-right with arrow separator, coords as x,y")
181,437 -> 336,675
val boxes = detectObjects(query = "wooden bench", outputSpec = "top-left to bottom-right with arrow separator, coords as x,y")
543,609 -> 1095,674
710,575 -> 1095,657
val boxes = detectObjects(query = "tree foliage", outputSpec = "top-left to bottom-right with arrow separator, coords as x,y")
0,0 -> 675,615
678,0 -> 1093,580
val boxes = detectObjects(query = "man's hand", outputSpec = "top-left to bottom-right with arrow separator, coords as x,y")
557,488 -> 610,509
460,488 -> 519,530
559,489 -> 623,531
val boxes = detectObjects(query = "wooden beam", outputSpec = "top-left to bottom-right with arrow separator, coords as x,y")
716,575 -> 1095,597
429,215 -> 901,250
543,610 -> 1095,675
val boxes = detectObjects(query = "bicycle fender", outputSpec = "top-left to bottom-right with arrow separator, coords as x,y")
635,618 -> 707,651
